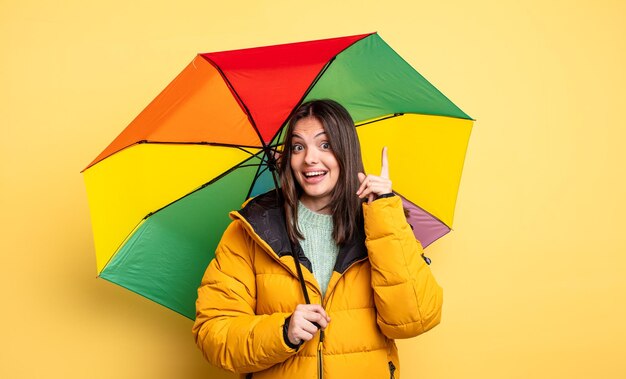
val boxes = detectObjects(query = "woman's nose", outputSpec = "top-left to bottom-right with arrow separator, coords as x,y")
304,147 -> 319,164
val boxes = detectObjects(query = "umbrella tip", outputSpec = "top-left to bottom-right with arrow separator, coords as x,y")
421,254 -> 432,265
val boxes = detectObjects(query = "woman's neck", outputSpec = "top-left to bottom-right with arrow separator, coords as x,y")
299,195 -> 332,215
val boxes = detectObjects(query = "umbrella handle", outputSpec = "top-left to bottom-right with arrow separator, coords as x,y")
291,246 -> 312,304
292,250 -> 323,330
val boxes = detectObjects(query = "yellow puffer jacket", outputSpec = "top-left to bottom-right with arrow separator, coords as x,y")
193,191 -> 443,378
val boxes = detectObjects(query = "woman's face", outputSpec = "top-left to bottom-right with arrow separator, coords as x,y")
289,117 -> 340,213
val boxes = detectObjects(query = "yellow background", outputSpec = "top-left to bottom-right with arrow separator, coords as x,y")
2,0 -> 625,378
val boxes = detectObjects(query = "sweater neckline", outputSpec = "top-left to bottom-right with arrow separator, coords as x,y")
297,201 -> 333,231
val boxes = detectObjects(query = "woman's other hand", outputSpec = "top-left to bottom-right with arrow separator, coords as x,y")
287,304 -> 331,345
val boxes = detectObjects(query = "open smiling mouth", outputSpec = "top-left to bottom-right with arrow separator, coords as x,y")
303,171 -> 328,182
304,171 -> 327,178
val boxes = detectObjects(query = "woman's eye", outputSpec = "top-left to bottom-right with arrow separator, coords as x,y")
321,142 -> 331,149
292,144 -> 303,152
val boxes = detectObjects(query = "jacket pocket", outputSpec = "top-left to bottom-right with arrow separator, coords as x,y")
388,361 -> 396,379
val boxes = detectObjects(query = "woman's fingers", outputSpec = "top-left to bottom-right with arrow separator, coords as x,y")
356,172 -> 368,196
288,304 -> 331,345
380,146 -> 389,179
357,172 -> 392,201
304,304 -> 330,321
301,318 -> 325,334
302,304 -> 330,328
356,147 -> 392,203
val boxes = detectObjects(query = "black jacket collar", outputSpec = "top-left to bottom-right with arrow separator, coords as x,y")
236,190 -> 368,274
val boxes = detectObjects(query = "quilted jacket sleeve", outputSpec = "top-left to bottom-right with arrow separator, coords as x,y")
192,220 -> 297,374
363,196 -> 444,339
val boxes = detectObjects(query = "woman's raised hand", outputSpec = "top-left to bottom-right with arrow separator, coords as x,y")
357,147 -> 392,203
287,304 -> 331,345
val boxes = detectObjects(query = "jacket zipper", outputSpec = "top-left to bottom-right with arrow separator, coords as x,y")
245,221 -> 368,379
255,240 -> 325,379
317,330 -> 324,379
389,361 -> 396,379
315,257 -> 367,379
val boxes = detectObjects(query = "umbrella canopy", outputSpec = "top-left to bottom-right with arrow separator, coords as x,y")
83,32 -> 473,319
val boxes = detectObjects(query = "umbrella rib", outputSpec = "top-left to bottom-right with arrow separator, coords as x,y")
98,218 -> 147,276
361,112 -> 472,128
138,140 -> 262,152
199,56 -> 268,151
99,162 -> 261,273
237,163 -> 268,169
144,155 -> 266,219
83,141 -> 263,172
394,190 -> 451,229
102,152 -> 271,274
245,164 -> 273,200
199,56 -> 282,202
272,123 -> 287,152
266,57 -> 337,146
355,113 -> 404,127
245,161 -> 266,200
266,34 -> 369,145
98,275 -> 195,320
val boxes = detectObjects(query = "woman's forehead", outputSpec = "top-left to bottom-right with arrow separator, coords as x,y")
292,117 -> 326,138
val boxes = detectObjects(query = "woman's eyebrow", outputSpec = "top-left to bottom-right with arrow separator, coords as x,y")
291,131 -> 327,140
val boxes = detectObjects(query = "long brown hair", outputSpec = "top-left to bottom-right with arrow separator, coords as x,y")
279,99 -> 364,245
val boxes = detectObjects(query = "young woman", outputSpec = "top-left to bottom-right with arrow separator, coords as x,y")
193,100 -> 443,379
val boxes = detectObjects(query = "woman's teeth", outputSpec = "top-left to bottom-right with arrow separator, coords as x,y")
304,171 -> 326,177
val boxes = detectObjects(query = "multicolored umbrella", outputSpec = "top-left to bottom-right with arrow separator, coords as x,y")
83,32 -> 473,319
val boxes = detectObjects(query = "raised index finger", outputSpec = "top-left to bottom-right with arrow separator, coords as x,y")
380,146 -> 389,179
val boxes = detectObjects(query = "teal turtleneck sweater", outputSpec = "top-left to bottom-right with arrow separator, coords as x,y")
297,202 -> 340,297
